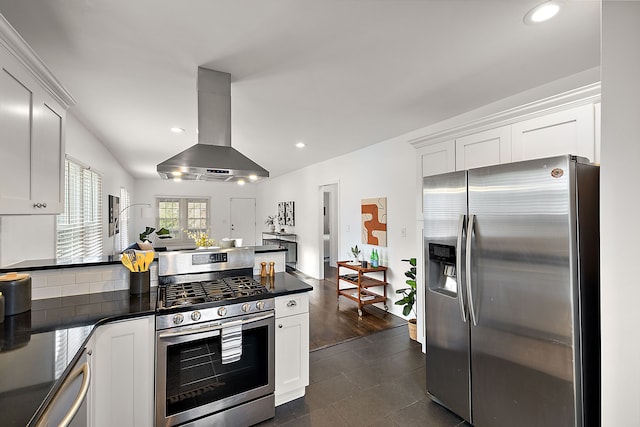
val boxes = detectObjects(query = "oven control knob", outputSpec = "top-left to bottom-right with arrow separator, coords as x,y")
242,303 -> 251,312
256,301 -> 265,310
173,314 -> 184,325
217,307 -> 227,316
191,311 -> 201,321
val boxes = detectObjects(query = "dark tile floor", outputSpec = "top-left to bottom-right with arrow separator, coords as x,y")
257,326 -> 469,427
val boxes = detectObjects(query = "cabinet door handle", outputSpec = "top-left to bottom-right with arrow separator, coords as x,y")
33,202 -> 48,208
287,300 -> 297,307
278,324 -> 283,328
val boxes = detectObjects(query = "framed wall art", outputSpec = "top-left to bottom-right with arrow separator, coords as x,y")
361,197 -> 387,246
285,201 -> 295,226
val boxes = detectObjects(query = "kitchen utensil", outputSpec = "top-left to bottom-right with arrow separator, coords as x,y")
144,251 -> 154,272
121,255 -> 135,272
0,272 -> 32,315
124,249 -> 138,272
136,252 -> 145,272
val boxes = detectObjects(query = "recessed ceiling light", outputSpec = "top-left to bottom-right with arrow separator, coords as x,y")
524,1 -> 560,24
171,171 -> 182,177
237,179 -> 246,186
170,127 -> 185,133
296,142 -> 305,148
173,177 -> 182,182
249,175 -> 258,181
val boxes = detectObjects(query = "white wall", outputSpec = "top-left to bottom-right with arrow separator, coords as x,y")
256,136 -> 418,318
600,2 -> 640,425
133,179 -> 258,248
0,113 -> 135,266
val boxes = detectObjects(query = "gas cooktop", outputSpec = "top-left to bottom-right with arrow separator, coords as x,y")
160,275 -> 270,309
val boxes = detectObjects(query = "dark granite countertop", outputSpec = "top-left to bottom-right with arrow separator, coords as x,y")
0,271 -> 310,426
0,246 -> 286,273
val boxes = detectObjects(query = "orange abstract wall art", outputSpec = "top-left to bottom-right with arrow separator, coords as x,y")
361,197 -> 387,247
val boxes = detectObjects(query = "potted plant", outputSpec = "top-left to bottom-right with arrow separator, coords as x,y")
350,245 -> 361,264
395,257 -> 417,340
139,226 -> 172,243
265,215 -> 277,232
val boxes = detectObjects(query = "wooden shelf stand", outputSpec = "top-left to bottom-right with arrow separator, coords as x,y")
336,261 -> 388,317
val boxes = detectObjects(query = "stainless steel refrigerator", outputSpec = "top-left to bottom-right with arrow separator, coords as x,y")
423,155 -> 599,427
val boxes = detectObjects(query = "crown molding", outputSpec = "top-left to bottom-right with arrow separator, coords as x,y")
0,14 -> 76,109
409,82 -> 601,148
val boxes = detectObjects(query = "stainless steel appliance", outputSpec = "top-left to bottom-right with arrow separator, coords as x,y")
156,67 -> 269,182
156,248 -> 275,427
423,155 -> 600,427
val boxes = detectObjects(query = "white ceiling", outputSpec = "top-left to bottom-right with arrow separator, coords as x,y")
0,0 -> 600,180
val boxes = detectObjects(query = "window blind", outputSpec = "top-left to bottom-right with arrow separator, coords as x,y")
57,158 -> 103,259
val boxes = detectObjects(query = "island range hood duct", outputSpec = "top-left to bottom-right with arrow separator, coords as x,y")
157,67 -> 269,182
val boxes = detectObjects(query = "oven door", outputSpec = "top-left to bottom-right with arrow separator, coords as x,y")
156,311 -> 275,427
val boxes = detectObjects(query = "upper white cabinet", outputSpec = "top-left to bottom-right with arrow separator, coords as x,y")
418,140 -> 456,178
0,18 -> 74,215
455,126 -> 511,171
511,104 -> 595,163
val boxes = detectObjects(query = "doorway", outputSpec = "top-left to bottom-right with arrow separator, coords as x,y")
230,198 -> 256,246
318,183 -> 339,280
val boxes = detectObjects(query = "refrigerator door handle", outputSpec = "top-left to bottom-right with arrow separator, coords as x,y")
466,214 -> 478,326
456,214 -> 467,322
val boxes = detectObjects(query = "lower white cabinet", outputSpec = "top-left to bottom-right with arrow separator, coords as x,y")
87,316 -> 155,427
274,293 -> 309,406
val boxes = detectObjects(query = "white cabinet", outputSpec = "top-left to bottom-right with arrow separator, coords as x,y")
418,140 -> 456,178
455,125 -> 511,170
0,45 -> 65,214
511,104 -> 595,163
88,316 -> 154,427
274,293 -> 309,406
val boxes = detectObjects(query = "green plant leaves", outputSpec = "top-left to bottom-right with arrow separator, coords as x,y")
395,257 -> 417,318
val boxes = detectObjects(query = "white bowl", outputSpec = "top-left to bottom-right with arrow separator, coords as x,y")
219,239 -> 234,248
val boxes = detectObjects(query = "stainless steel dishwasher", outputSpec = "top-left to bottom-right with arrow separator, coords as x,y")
34,347 -> 91,427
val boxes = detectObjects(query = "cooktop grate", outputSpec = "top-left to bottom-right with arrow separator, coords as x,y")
162,276 -> 269,308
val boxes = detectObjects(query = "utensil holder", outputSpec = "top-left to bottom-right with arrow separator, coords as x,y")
130,270 -> 150,295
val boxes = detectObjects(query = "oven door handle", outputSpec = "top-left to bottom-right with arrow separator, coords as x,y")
158,312 -> 274,339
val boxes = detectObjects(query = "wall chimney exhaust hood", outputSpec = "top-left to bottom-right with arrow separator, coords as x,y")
157,67 -> 269,182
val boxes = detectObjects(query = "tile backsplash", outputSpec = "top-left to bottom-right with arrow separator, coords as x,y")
29,264 -> 158,300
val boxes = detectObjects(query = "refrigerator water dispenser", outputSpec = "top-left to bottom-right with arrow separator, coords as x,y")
428,243 -> 457,295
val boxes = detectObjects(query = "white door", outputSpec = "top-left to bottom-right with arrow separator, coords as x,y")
319,183 -> 339,279
230,198 -> 256,246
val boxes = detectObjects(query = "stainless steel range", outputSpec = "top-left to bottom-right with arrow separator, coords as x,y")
155,248 -> 275,427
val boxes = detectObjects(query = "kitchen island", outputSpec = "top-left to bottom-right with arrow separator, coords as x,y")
0,245 -> 286,273
0,272 -> 311,427
0,246 -> 287,300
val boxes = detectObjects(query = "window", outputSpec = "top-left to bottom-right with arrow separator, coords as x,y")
57,157 -> 103,258
157,197 -> 209,244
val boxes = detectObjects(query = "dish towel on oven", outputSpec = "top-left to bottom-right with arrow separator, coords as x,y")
221,320 -> 243,364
